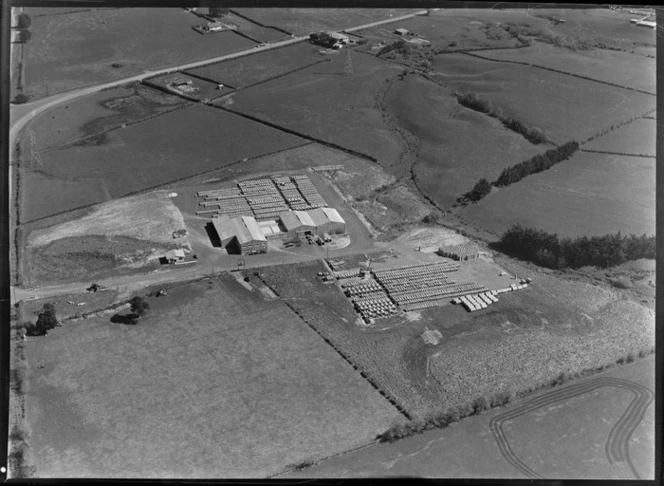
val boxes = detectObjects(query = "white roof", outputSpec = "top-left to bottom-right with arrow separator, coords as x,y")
321,207 -> 344,224
165,249 -> 185,258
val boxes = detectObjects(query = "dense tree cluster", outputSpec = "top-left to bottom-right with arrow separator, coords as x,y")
494,141 -> 579,187
464,178 -> 492,202
17,13 -> 31,29
496,224 -> 656,269
377,39 -> 407,57
456,92 -> 547,144
27,303 -> 59,336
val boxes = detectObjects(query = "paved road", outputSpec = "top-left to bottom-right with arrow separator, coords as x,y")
8,9 -> 428,303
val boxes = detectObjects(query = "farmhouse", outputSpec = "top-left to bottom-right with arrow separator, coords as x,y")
328,32 -> 350,44
206,21 -> 223,31
164,249 -> 185,263
394,28 -> 410,35
211,214 -> 267,254
438,242 -> 480,261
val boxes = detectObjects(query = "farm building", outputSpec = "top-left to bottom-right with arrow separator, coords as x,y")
327,32 -> 350,44
279,210 -> 316,238
206,21 -> 223,31
257,219 -> 283,239
211,215 -> 267,254
309,208 -> 345,235
406,37 -> 430,46
394,28 -> 410,35
438,242 -> 480,261
164,249 -> 185,263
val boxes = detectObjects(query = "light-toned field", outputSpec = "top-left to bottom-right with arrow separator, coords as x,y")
393,226 -> 470,253
232,8 -> 422,36
460,151 -> 656,238
29,191 -> 187,248
18,8 -> 257,100
476,41 -> 656,93
23,275 -> 402,478
430,53 -> 655,144
584,117 -> 655,155
281,356 -> 655,479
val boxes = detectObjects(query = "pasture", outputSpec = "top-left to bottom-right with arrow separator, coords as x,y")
143,73 -> 233,101
584,117 -> 655,156
385,74 -> 545,208
20,7 -> 256,100
222,12 -> 291,43
282,356 -> 654,479
186,42 -> 326,89
23,274 -> 402,478
460,151 -> 656,238
20,85 -> 187,153
429,53 -> 655,144
232,8 -> 422,36
476,41 -> 656,94
21,103 -> 305,221
226,51 -> 405,169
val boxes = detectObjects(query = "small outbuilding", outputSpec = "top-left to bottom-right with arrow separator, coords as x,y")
164,249 -> 185,263
394,28 -> 410,36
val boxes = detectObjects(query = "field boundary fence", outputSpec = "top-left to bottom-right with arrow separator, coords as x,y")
229,9 -> 293,36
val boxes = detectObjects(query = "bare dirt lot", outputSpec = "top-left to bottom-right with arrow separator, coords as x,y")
21,274 -> 402,478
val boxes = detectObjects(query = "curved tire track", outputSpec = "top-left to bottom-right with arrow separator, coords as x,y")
489,377 -> 653,479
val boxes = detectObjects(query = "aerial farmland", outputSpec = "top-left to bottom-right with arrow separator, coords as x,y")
6,5 -> 656,482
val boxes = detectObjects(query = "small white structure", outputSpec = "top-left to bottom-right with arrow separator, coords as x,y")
394,28 -> 410,36
165,249 -> 185,263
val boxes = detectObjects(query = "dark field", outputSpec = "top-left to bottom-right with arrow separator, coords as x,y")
233,8 -> 422,36
584,117 -> 655,156
23,275 -> 402,477
18,8 -> 256,100
477,42 -> 656,93
429,53 -> 655,144
384,74 -> 545,208
21,104 -> 306,221
186,42 -> 327,89
226,51 -> 405,168
460,151 -> 656,238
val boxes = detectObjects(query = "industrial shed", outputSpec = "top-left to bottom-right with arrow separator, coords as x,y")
279,210 -> 316,238
321,207 -> 345,234
438,242 -> 480,261
211,214 -> 267,254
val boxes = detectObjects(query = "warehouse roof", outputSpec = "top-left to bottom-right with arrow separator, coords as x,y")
239,216 -> 266,243
321,207 -> 344,224
295,210 -> 316,227
212,214 -> 237,243
308,208 -> 329,227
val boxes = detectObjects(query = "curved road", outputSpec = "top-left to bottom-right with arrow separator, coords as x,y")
489,376 -> 654,480
8,9 -> 427,303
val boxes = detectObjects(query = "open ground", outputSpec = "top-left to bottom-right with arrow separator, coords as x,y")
280,355 -> 654,479
21,274 -> 402,478
15,8 -> 257,101
459,151 -> 656,238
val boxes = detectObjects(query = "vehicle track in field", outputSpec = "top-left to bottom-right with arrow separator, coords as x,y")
490,376 -> 653,479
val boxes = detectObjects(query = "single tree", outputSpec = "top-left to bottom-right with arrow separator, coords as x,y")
12,93 -> 29,104
129,296 -> 150,318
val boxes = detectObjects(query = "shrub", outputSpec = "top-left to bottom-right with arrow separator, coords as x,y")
626,352 -> 635,363
18,30 -> 32,43
464,178 -> 492,202
12,93 -> 29,104
17,13 -> 31,29
472,396 -> 489,414
129,296 -> 150,317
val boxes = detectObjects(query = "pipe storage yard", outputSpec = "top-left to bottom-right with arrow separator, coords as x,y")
196,174 -> 329,220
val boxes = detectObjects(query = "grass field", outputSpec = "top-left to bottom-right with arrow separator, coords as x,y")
185,42 -> 327,89
221,12 -> 291,43
222,48 -> 405,169
429,53 -> 655,144
143,73 -> 233,101
384,74 -> 545,208
459,151 -> 656,238
22,274 -> 402,477
17,8 -> 257,100
20,103 -> 305,221
232,8 -> 422,36
583,117 -> 655,156
281,356 -> 654,479
476,41 -> 656,93
20,85 -> 187,153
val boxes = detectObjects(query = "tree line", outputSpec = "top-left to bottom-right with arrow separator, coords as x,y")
456,92 -> 548,145
460,141 -> 579,203
494,224 -> 656,269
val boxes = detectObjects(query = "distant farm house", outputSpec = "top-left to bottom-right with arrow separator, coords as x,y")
394,28 -> 410,36
438,243 -> 480,261
406,37 -> 431,46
